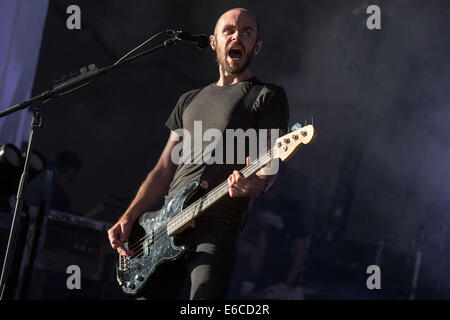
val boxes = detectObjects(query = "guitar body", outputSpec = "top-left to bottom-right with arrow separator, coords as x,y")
116,181 -> 199,296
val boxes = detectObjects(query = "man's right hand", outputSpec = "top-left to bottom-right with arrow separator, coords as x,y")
107,217 -> 135,257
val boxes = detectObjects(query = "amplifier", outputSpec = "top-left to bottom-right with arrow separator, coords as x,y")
21,207 -> 124,299
33,208 -> 114,282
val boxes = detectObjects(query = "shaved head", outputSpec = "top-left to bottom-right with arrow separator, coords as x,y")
214,8 -> 260,39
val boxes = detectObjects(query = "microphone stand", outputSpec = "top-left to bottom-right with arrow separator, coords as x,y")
0,36 -> 181,300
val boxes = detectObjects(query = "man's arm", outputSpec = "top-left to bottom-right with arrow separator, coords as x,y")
107,130 -> 180,256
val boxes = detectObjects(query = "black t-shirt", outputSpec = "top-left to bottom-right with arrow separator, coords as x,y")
165,77 -> 289,223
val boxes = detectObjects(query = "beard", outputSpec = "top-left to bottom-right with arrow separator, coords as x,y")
216,43 -> 256,75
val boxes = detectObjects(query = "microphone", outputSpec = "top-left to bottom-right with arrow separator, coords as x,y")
166,30 -> 210,49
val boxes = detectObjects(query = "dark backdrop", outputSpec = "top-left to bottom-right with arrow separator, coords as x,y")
28,0 -> 450,296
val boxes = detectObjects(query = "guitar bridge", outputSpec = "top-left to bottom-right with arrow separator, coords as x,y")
142,229 -> 154,257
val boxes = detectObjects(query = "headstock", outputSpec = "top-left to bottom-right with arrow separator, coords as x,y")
274,123 -> 316,162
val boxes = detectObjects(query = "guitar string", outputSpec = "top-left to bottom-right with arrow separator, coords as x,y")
121,154 -> 269,259
123,150 -> 277,261
125,179 -> 264,261
125,149 -> 274,253
124,149 -> 280,263
124,156 -> 273,261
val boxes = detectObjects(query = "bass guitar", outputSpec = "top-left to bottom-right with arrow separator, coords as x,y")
116,123 -> 316,296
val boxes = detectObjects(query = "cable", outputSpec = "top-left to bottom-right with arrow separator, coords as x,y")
42,30 -> 169,105
113,30 -> 168,66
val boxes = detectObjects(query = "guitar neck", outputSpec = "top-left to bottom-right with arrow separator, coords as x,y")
166,149 -> 275,235
166,123 -> 316,236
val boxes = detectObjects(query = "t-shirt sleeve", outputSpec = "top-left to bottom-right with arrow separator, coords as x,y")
165,89 -> 201,131
256,86 -> 290,133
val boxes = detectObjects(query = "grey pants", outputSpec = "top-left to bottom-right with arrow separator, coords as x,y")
134,218 -> 240,300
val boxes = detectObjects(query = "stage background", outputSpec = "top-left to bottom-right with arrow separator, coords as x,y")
1,0 -> 449,299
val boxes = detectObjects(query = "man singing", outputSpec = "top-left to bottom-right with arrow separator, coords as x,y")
108,7 -> 289,299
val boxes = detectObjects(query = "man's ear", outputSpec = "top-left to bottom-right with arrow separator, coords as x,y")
210,35 -> 216,50
254,40 -> 262,55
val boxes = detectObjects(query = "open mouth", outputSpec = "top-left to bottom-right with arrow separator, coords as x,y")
228,46 -> 243,61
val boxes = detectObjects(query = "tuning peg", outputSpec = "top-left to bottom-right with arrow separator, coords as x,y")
291,123 -> 302,132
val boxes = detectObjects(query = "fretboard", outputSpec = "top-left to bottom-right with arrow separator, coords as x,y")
166,149 -> 276,235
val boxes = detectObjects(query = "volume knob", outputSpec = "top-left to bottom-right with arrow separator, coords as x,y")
135,274 -> 144,282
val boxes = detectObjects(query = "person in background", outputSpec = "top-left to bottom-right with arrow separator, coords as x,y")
49,150 -> 83,213
26,150 -> 83,214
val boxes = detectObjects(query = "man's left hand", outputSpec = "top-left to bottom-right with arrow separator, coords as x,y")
228,157 -> 267,197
